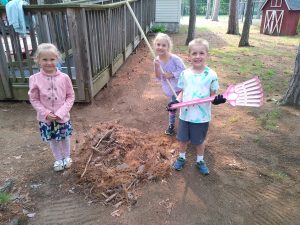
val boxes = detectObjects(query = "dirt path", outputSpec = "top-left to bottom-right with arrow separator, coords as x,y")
1,38 -> 300,225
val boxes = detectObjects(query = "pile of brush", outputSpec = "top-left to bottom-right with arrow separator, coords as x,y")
72,122 -> 178,207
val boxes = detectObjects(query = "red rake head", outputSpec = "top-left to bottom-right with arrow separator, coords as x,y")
223,77 -> 264,107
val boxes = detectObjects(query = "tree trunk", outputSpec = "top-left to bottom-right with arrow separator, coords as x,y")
239,0 -> 253,47
212,0 -> 220,21
186,0 -> 196,45
205,0 -> 212,19
227,0 -> 239,34
279,45 -> 300,107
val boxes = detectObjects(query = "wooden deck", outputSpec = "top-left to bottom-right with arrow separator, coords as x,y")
0,0 -> 155,102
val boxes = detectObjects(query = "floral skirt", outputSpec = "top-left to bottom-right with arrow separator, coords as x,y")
39,121 -> 73,141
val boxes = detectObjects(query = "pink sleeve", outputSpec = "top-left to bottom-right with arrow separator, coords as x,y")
28,76 -> 51,120
55,75 -> 75,120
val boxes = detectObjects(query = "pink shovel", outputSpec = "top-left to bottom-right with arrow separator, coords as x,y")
170,76 -> 264,109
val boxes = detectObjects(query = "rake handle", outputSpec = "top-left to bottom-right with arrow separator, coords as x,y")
170,96 -> 216,109
125,0 -> 177,97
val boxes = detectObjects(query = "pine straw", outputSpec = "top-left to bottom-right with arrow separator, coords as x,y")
72,122 -> 178,206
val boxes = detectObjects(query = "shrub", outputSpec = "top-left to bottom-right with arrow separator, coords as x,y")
151,24 -> 167,33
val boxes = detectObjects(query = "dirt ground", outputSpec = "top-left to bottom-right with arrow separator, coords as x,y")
1,31 -> 300,225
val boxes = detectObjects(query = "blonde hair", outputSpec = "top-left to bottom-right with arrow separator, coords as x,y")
188,38 -> 209,53
34,43 -> 62,64
153,32 -> 173,52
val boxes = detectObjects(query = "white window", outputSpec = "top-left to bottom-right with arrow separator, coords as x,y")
271,0 -> 282,7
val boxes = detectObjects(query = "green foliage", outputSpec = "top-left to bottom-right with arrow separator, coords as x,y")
297,20 -> 300,34
151,24 -> 167,33
0,192 -> 12,205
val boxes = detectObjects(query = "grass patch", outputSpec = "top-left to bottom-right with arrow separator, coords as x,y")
174,45 -> 188,54
259,108 -> 282,131
263,82 -> 275,94
228,116 -> 239,123
196,27 -> 211,33
271,170 -> 288,181
0,192 -> 12,206
253,135 -> 263,144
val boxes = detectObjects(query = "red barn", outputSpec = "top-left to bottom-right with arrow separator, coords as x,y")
260,0 -> 300,36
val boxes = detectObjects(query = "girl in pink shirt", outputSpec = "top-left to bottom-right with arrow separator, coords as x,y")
28,43 -> 75,172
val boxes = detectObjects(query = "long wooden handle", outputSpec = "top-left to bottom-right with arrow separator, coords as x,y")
125,0 -> 177,97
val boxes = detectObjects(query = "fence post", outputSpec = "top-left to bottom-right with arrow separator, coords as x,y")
0,39 -> 12,99
123,4 -> 127,62
67,8 -> 93,102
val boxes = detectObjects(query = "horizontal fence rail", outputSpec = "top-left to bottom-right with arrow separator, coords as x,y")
0,0 -> 155,101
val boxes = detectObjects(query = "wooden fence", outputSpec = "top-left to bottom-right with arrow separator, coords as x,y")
0,0 -> 155,102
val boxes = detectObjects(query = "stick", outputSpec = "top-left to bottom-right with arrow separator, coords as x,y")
126,178 -> 138,191
91,146 -> 114,156
125,0 -> 177,97
81,152 -> 93,178
105,193 -> 118,203
95,129 -> 114,148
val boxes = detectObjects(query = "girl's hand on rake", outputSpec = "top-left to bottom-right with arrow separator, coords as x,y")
153,59 -> 160,67
212,94 -> 226,105
166,100 -> 179,112
163,72 -> 173,79
154,59 -> 162,78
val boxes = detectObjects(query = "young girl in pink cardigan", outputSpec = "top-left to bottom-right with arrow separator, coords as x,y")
28,43 -> 75,172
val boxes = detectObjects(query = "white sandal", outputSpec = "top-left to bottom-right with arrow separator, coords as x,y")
53,160 -> 64,172
63,157 -> 72,169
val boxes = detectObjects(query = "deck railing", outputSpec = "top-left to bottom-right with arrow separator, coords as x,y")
0,0 -> 155,101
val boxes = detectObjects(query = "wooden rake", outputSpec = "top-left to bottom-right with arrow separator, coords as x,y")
125,0 -> 177,97
170,76 -> 264,109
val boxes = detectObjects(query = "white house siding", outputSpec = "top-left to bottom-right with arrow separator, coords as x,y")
155,0 -> 181,32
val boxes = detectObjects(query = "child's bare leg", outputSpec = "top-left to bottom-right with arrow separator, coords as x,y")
196,142 -> 205,162
178,141 -> 188,159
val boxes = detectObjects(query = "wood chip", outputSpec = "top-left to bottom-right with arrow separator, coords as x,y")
105,192 -> 118,203
113,201 -> 123,208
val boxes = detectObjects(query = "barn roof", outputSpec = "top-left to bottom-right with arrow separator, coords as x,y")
286,0 -> 300,10
261,0 -> 300,11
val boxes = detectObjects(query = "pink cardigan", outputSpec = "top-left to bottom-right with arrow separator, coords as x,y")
28,69 -> 75,123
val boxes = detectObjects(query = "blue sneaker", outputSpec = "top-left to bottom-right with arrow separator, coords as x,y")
173,157 -> 185,171
197,161 -> 209,175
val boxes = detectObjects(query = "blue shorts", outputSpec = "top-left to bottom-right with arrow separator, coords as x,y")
176,119 -> 209,145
